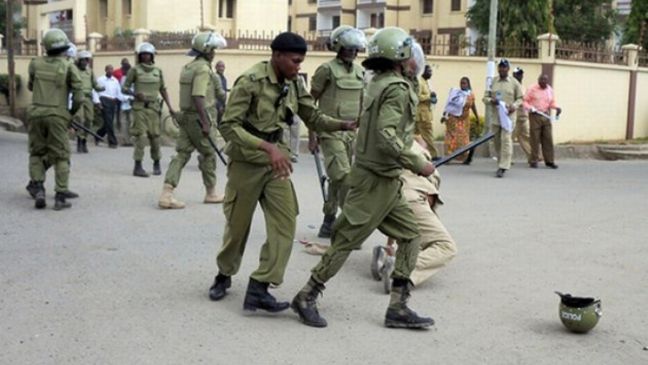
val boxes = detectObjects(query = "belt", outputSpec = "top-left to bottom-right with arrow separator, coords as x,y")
242,121 -> 282,143
100,96 -> 118,102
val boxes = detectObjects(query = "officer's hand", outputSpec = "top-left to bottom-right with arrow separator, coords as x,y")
490,97 -> 499,105
427,194 -> 437,208
308,135 -> 319,153
201,122 -> 210,137
341,120 -> 358,131
95,103 -> 103,110
261,142 -> 293,179
419,162 -> 436,177
135,92 -> 145,101
556,107 -> 562,117
507,105 -> 516,114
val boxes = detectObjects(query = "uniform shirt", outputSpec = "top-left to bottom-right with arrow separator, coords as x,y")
355,71 -> 428,177
96,75 -> 123,100
401,141 -> 442,206
482,75 -> 523,125
179,58 -> 225,120
220,61 -> 345,165
311,58 -> 363,139
523,83 -> 558,113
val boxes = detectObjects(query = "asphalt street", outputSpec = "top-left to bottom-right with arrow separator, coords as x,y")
1,130 -> 647,364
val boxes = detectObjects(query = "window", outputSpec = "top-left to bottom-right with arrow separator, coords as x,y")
99,0 -> 108,18
308,0 -> 316,3
370,12 -> 384,28
226,0 -> 235,18
308,16 -> 317,31
122,0 -> 132,16
422,0 -> 433,14
332,15 -> 340,29
451,0 -> 461,11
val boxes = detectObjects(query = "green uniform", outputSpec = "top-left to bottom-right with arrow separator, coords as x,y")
311,58 -> 363,216
217,61 -> 346,285
27,56 -> 83,192
123,63 -> 167,162
311,70 -> 428,284
482,76 -> 523,170
164,57 -> 226,188
74,66 -> 102,140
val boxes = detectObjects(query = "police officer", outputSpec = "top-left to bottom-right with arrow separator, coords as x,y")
415,64 -> 438,158
208,32 -> 356,313
308,25 -> 366,238
158,32 -> 227,209
123,42 -> 176,177
74,50 -> 104,153
291,28 -> 436,329
25,29 -> 84,210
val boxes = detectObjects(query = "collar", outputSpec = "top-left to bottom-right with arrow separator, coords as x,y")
266,61 -> 280,84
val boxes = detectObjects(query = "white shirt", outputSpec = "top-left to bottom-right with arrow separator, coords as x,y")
96,75 -> 123,100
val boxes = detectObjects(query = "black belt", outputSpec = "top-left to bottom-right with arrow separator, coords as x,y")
242,121 -> 282,143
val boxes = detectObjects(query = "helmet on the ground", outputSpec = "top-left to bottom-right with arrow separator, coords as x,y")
188,32 -> 227,56
43,28 -> 70,53
77,50 -> 93,59
365,27 -> 414,63
329,25 -> 367,52
136,42 -> 156,55
66,43 -> 77,59
556,292 -> 602,333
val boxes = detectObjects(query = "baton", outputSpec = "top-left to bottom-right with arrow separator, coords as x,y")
70,120 -> 105,142
434,131 -> 495,167
195,119 -> 227,165
312,148 -> 329,202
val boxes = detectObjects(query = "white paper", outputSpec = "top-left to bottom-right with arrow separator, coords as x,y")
498,101 -> 513,132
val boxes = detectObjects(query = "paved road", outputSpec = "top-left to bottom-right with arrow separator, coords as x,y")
1,130 -> 647,365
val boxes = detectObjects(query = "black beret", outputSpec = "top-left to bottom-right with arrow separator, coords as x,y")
498,58 -> 510,67
271,32 -> 308,54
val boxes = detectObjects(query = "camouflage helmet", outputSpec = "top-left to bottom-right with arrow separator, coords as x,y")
77,50 -> 93,59
556,292 -> 602,334
365,27 -> 414,63
136,42 -> 156,55
188,31 -> 227,57
43,28 -> 70,53
328,25 -> 367,52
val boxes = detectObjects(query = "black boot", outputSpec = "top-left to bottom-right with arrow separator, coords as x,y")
76,137 -> 83,153
33,182 -> 46,209
26,180 -> 39,199
243,278 -> 290,313
291,277 -> 327,328
317,214 -> 336,238
133,161 -> 149,177
152,160 -> 162,176
53,192 -> 71,211
81,139 -> 89,153
60,190 -> 79,199
384,279 -> 434,329
208,273 -> 231,301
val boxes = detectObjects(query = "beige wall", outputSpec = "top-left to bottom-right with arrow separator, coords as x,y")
2,51 -> 646,143
634,69 -> 648,138
553,61 -> 629,142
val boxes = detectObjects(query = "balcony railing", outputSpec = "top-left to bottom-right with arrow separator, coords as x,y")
318,0 -> 340,6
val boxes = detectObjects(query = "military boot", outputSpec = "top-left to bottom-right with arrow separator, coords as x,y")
81,139 -> 89,153
59,190 -> 79,199
208,273 -> 231,301
133,161 -> 149,178
158,183 -> 185,209
53,192 -> 71,211
243,278 -> 290,313
33,182 -> 46,209
317,214 -> 336,238
26,180 -> 39,199
384,279 -> 434,329
204,186 -> 224,204
152,160 -> 162,176
291,277 -> 327,328
76,137 -> 83,153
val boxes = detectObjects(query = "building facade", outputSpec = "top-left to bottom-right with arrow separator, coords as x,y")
288,0 -> 473,39
22,0 -> 288,44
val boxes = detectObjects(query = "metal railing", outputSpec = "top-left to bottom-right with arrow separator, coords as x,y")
556,41 -> 625,65
415,34 -> 538,58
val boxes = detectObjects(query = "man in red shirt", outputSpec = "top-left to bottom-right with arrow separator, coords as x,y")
112,58 -> 131,82
523,74 -> 562,169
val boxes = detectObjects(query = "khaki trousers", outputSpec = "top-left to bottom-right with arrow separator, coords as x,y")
529,113 -> 555,164
491,123 -> 513,170
407,196 -> 457,286
513,116 -> 532,162
217,160 -> 299,285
